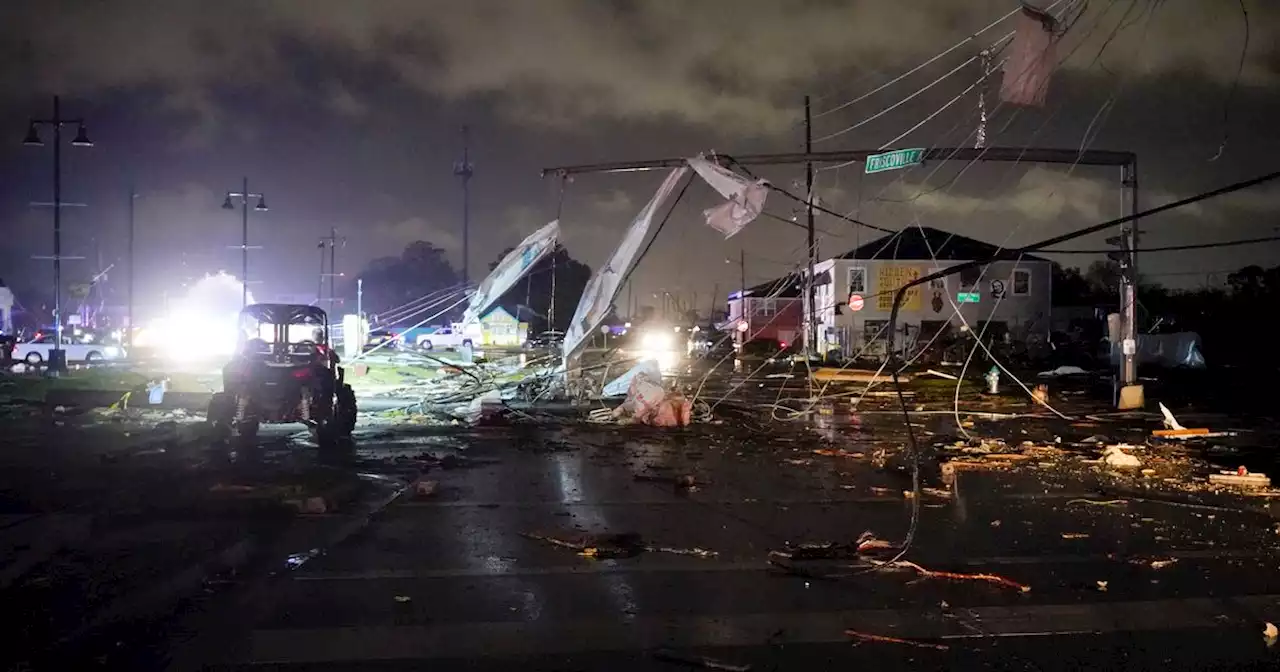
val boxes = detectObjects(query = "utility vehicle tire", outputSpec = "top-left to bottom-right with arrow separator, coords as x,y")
207,391 -> 234,441
236,418 -> 259,443
335,383 -> 357,436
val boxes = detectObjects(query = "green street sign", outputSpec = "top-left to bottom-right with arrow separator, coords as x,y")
865,148 -> 925,174
957,292 -> 980,304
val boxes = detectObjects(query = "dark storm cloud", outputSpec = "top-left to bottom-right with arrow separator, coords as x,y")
3,0 -> 1276,133
2,0 -> 1279,305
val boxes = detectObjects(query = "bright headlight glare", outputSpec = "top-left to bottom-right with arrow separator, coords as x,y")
641,332 -> 673,351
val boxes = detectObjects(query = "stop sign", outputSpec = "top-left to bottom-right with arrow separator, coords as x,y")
848,294 -> 865,311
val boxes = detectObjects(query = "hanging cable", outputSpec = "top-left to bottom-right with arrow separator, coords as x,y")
1047,234 -> 1280,254
1210,0 -> 1250,162
814,52 -> 990,144
811,0 -> 1072,121
706,0 -> 1116,417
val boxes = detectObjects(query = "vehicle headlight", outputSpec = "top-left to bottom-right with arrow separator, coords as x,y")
641,332 -> 673,351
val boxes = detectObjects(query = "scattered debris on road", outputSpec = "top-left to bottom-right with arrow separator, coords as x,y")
520,531 -> 719,560
654,649 -> 751,671
888,560 -> 1032,593
1102,444 -> 1142,468
845,630 -> 949,650
1208,470 -> 1271,489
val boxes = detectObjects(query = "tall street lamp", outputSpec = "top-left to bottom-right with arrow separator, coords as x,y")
128,187 -> 138,351
222,177 -> 268,308
24,95 -> 93,374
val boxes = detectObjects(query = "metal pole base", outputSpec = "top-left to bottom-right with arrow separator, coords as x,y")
46,349 -> 69,376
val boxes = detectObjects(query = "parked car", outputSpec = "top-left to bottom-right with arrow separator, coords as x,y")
364,328 -> 400,351
524,330 -> 565,352
416,325 -> 476,351
13,332 -> 126,365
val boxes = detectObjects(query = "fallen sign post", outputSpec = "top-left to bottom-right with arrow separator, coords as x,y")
540,145 -> 1141,404
865,148 -> 925,174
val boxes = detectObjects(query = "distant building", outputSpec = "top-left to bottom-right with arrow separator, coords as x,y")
478,306 -> 527,347
807,227 -> 1052,359
725,274 -> 804,349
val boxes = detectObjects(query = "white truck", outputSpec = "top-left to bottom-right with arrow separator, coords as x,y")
13,334 -> 125,365
414,324 -> 480,351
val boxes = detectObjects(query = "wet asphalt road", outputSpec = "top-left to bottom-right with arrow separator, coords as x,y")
155,412 -> 1280,672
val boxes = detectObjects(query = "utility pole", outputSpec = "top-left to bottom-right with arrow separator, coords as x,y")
25,95 -> 93,374
127,187 -> 137,350
1117,160 -> 1141,406
740,248 -> 746,307
222,178 -> 267,309
316,241 -> 326,305
318,228 -> 344,312
454,125 -> 474,284
803,95 -> 817,357
548,248 -> 557,331
356,278 -> 363,318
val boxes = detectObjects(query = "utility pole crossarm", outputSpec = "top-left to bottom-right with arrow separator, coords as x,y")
541,147 -> 1136,177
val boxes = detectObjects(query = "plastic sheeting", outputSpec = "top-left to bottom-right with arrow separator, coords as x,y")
1108,332 -> 1206,369
452,390 -> 502,425
602,359 -> 662,398
562,168 -> 688,364
461,220 -> 559,326
610,368 -> 692,427
686,156 -> 769,239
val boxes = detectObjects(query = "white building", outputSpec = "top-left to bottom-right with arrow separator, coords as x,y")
807,227 -> 1052,359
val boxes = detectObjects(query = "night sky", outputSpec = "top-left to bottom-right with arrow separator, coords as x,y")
1,0 -> 1277,317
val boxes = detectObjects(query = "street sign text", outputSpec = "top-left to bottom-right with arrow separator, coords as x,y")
865,148 -> 925,174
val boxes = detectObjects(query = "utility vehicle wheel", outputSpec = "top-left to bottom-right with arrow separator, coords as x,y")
335,383 -> 357,436
207,391 -> 234,439
236,419 -> 259,443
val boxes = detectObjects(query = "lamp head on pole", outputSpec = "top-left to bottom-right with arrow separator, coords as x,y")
70,124 -> 93,147
221,194 -> 235,210
22,124 -> 43,147
254,196 -> 268,212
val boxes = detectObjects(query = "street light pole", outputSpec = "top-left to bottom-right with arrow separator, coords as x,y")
222,178 -> 267,308
24,95 -> 93,374
454,126 -> 474,284
241,177 -> 249,307
128,186 -> 137,350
